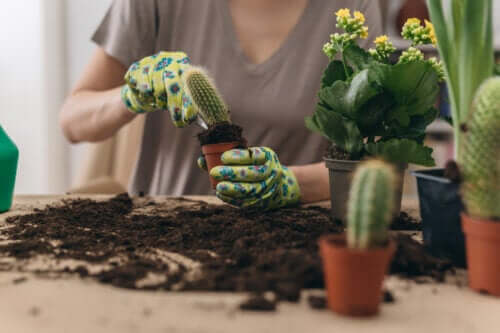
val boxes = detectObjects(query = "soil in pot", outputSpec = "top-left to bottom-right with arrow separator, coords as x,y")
197,122 -> 245,146
0,194 -> 456,310
197,122 -> 247,188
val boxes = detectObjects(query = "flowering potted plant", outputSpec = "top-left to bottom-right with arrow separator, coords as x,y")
182,67 -> 247,188
305,9 -> 443,221
0,125 -> 19,213
320,160 -> 396,316
459,77 -> 500,295
413,0 -> 496,266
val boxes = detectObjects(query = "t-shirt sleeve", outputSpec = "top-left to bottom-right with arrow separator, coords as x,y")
92,0 -> 158,68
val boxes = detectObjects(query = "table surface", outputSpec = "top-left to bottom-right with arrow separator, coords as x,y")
0,195 -> 498,333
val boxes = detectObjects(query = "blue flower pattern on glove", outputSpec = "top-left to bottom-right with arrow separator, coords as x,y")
208,147 -> 301,210
121,51 -> 197,127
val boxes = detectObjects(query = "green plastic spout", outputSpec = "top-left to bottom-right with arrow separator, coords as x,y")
0,126 -> 19,213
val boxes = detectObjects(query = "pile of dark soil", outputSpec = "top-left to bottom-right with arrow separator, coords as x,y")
197,122 -> 245,146
0,194 -> 451,310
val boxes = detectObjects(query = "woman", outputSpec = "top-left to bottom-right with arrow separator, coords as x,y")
60,0 -> 382,209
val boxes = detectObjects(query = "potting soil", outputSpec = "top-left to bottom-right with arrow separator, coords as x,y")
0,194 -> 453,309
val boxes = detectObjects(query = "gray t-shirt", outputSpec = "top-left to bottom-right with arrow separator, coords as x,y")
93,0 -> 382,195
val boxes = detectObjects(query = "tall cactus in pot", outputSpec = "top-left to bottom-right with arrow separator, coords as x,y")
183,66 -> 231,126
347,160 -> 396,249
459,77 -> 500,220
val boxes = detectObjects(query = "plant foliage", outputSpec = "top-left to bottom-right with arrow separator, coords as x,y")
306,10 -> 443,166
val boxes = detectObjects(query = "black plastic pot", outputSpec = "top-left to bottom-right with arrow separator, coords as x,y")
412,169 -> 466,267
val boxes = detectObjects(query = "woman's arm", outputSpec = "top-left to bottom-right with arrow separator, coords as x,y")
289,163 -> 330,203
60,47 -> 136,143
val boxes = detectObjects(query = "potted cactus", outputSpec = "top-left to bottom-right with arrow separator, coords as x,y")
413,0 -> 495,266
0,125 -> 19,213
305,9 -> 442,221
183,67 -> 247,188
319,160 -> 396,316
460,77 -> 500,295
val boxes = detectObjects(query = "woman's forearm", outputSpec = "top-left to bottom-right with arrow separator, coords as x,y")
60,87 -> 136,143
289,162 -> 330,204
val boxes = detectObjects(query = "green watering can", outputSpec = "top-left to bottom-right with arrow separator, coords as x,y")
0,125 -> 18,213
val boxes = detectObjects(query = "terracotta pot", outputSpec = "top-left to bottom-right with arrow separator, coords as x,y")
462,213 -> 500,296
319,234 -> 395,317
202,142 -> 241,189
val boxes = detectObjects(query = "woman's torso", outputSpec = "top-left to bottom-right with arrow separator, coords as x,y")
127,0 -> 382,195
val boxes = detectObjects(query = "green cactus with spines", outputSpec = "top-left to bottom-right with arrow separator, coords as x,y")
459,77 -> 500,220
347,160 -> 396,249
183,66 -> 231,126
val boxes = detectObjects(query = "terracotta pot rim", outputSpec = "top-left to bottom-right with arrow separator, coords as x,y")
201,142 -> 242,155
319,234 -> 395,256
462,213 -> 500,240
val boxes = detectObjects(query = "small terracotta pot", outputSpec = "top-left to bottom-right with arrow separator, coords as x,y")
462,213 -> 500,296
202,142 -> 241,189
319,234 -> 395,317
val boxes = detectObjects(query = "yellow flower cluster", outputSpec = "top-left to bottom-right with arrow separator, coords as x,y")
322,8 -> 370,59
335,8 -> 369,39
369,35 -> 396,62
402,18 -> 437,46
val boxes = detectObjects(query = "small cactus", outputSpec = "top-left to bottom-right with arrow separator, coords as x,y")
459,77 -> 500,220
347,160 -> 396,249
183,66 -> 231,126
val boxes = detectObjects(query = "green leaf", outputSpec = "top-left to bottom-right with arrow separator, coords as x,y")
305,105 -> 364,157
494,63 -> 500,76
318,81 -> 350,117
343,44 -> 377,72
376,61 -> 440,116
319,69 -> 382,119
321,61 -> 351,88
366,139 -> 436,166
387,107 -> 439,143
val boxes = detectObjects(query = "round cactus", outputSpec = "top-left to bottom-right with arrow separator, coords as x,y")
459,77 -> 500,220
347,160 -> 396,249
183,67 -> 230,126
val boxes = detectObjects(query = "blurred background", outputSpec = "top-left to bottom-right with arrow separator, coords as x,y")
1,0 -> 499,195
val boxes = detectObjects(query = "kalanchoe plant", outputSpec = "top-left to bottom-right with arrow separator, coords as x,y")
307,9 -> 445,166
459,77 -> 500,220
347,160 -> 396,249
183,66 -> 231,127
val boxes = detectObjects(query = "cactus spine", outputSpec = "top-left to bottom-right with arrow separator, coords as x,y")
183,66 -> 230,126
459,77 -> 500,220
347,160 -> 396,249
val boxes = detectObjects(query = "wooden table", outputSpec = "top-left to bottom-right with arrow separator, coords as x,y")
0,195 -> 498,333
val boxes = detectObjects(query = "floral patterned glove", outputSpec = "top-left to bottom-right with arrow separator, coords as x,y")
121,51 -> 197,127
207,147 -> 301,210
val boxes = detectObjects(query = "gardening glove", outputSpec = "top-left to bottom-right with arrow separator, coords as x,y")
202,147 -> 301,210
121,51 -> 197,127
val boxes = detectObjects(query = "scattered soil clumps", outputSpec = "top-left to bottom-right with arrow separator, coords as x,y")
308,295 -> 327,309
391,234 -> 453,282
0,194 -> 453,311
239,295 -> 277,312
